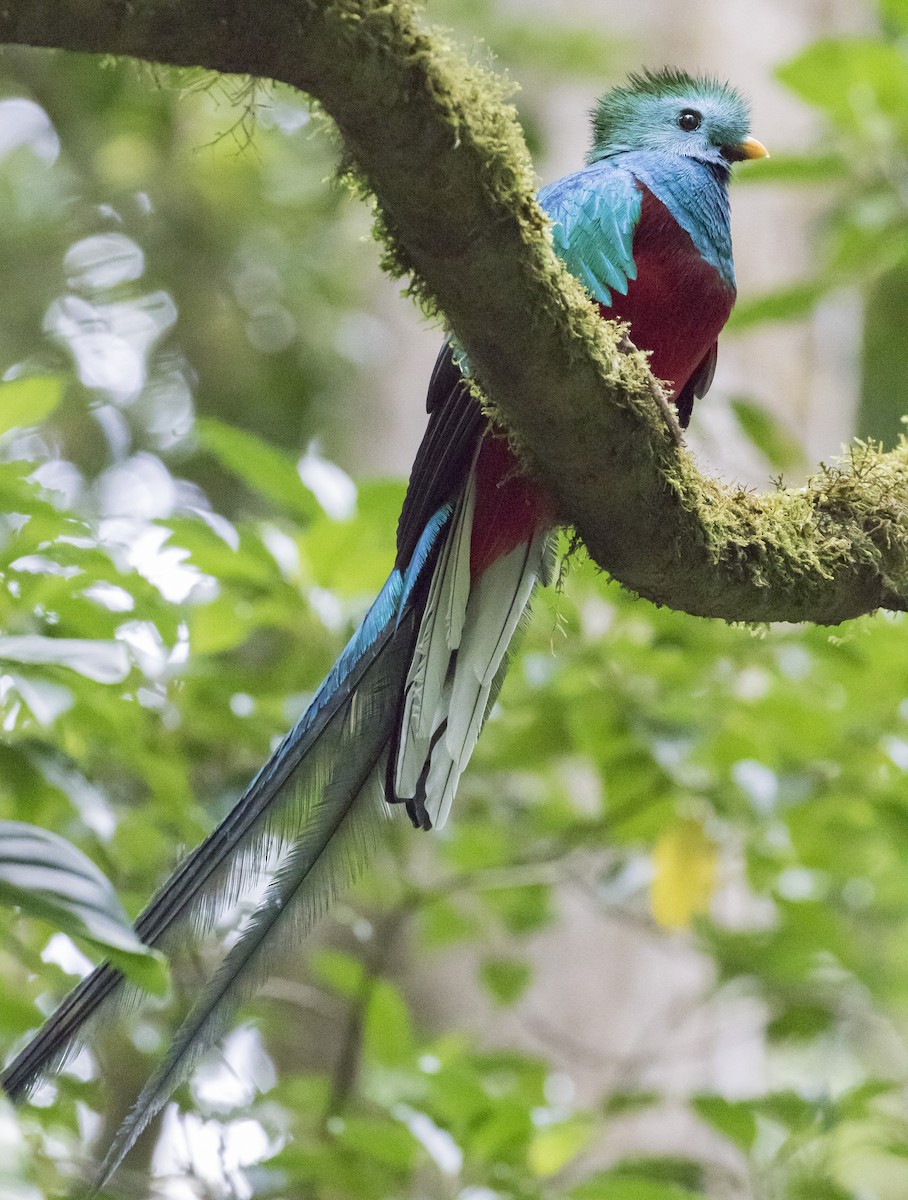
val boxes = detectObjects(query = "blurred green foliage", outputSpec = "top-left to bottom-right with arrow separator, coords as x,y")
1,3 -> 908,1200
0,817 -> 167,994
731,12 -> 908,450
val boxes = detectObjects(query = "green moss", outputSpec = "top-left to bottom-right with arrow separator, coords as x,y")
665,437 -> 908,617
54,0 -> 904,626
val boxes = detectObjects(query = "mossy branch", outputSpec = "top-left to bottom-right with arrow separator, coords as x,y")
1,0 -> 907,623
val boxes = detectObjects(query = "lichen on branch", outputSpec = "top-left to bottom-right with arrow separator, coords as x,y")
1,0 -> 907,623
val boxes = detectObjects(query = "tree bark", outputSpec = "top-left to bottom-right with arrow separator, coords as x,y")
1,0 -> 907,623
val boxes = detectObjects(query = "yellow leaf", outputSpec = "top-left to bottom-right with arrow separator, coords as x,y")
528,1119 -> 592,1176
650,819 -> 718,930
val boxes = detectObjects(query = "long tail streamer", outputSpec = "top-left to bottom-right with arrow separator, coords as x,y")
1,510 -> 448,1109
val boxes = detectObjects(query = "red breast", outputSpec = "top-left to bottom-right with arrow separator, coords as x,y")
470,185 -> 735,578
607,186 -> 735,401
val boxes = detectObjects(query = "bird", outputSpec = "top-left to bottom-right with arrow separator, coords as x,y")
1,67 -> 766,1183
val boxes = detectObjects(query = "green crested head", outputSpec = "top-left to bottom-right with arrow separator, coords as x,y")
588,67 -> 765,167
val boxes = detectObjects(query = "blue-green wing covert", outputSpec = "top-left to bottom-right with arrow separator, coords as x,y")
539,160 -> 642,307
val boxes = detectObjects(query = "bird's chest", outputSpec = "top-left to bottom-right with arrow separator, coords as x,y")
604,187 -> 735,399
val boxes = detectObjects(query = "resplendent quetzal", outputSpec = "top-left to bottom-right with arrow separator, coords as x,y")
2,67 -> 767,1175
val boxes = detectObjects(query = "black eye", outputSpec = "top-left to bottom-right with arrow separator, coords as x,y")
677,108 -> 702,132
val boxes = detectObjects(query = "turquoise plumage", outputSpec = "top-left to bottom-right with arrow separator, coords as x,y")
545,164 -> 641,305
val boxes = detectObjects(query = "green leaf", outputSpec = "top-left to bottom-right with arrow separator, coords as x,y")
479,957 -> 532,1005
753,1091 -> 820,1134
728,280 -> 826,330
444,823 -> 512,872
778,39 -> 908,126
363,979 -> 414,1067
767,1001 -> 835,1041
692,1095 -> 758,1150
730,397 -> 806,473
196,417 -> 319,523
786,1178 -> 853,1200
0,376 -> 64,437
835,1080 -> 894,1119
0,821 -> 168,995
484,18 -> 617,77
486,882 -> 552,934
466,1096 -> 533,1163
300,479 -> 401,596
311,948 -> 366,998
881,0 -> 908,34
859,266 -> 908,448
731,152 -> 845,185
418,896 -> 481,947
603,1091 -> 659,1117
605,1158 -> 705,1190
528,1117 -> 593,1175
571,1173 -> 701,1200
335,1116 -> 419,1170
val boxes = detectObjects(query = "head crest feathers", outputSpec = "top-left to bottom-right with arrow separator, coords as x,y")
590,67 -> 750,152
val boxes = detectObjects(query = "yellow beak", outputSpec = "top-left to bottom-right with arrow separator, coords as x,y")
737,136 -> 770,160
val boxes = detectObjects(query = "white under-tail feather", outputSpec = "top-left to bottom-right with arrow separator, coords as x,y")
395,467 -> 476,797
425,531 -> 549,828
394,453 -> 550,829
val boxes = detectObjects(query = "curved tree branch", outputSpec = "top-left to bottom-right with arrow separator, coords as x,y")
2,0 -> 907,623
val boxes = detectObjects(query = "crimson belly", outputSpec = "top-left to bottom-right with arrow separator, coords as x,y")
470,435 -> 552,577
605,187 -> 735,400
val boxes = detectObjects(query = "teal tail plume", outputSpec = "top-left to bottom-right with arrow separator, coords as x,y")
0,508 -> 449,1116
2,339 -> 552,1191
